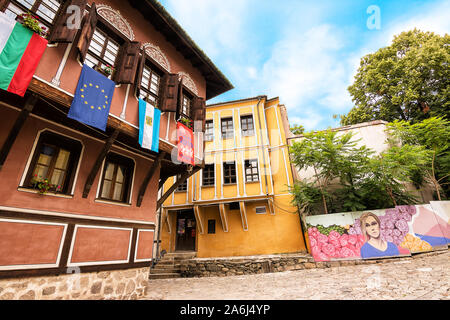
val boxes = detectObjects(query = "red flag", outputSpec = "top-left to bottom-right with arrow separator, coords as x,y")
177,122 -> 194,165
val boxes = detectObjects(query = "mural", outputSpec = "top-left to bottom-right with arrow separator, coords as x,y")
306,202 -> 449,262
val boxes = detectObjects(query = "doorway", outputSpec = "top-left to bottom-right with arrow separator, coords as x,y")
175,210 -> 196,251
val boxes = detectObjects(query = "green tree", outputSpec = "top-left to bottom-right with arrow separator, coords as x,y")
386,117 -> 450,200
289,130 -> 373,214
341,29 -> 450,125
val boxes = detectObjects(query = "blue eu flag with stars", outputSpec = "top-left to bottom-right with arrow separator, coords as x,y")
68,64 -> 115,131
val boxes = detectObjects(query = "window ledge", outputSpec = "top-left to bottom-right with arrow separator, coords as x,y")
201,185 -> 215,188
17,187 -> 74,199
94,199 -> 132,207
223,183 -> 237,186
245,180 -> 261,184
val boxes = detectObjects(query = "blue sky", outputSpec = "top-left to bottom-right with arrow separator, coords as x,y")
159,0 -> 450,131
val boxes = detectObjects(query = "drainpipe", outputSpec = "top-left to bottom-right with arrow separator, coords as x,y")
255,96 -> 270,197
152,188 -> 164,268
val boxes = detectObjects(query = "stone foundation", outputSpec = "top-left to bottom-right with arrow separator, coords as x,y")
180,250 -> 448,278
0,267 -> 150,300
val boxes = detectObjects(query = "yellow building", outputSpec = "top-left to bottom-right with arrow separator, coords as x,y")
159,96 -> 306,258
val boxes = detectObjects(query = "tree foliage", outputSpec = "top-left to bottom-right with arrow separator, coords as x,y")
340,29 -> 450,125
289,129 -> 430,215
386,117 -> 450,199
290,124 -> 305,135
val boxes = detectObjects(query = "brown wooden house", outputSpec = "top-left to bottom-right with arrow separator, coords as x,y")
0,0 -> 232,278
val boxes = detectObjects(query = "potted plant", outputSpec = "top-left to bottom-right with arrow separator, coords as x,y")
102,64 -> 115,76
179,117 -> 193,130
31,174 -> 61,195
17,13 -> 48,38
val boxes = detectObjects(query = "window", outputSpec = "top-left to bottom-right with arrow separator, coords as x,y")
24,131 -> 82,195
3,0 -> 62,26
223,161 -> 236,184
245,159 -> 259,182
255,206 -> 267,214
202,164 -> 215,186
85,27 -> 121,76
139,63 -> 161,106
99,153 -> 134,203
176,174 -> 188,192
240,115 -> 255,137
221,117 -> 234,139
207,220 -> 216,234
181,94 -> 191,118
204,120 -> 214,142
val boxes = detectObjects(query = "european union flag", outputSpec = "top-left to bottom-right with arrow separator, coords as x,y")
68,64 -> 115,131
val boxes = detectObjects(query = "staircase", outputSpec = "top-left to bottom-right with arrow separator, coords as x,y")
149,252 -> 196,280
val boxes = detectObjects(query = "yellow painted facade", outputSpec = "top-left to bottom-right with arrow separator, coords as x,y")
160,96 -> 306,258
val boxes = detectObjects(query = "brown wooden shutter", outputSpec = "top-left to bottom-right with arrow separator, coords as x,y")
113,41 -> 141,84
0,0 -> 8,11
134,50 -> 145,98
48,0 -> 87,43
192,96 -> 206,131
76,2 -> 97,63
159,73 -> 179,112
176,78 -> 183,120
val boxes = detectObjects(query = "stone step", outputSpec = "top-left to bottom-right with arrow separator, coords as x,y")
148,272 -> 181,280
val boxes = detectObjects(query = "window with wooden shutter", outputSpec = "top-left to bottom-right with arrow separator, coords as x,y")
48,0 -> 87,43
76,2 -> 97,63
84,27 -> 120,76
159,73 -> 179,112
113,41 -> 141,84
3,0 -> 63,26
136,52 -> 166,107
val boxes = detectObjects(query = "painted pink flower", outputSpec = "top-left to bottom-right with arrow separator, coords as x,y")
358,234 -> 366,244
311,245 -> 322,257
348,227 -> 357,235
339,234 -> 349,247
407,206 -> 417,216
328,230 -> 341,241
308,227 -> 316,236
339,247 -> 357,258
385,220 -> 395,230
383,228 -> 393,236
316,252 -> 329,262
309,237 -> 318,248
392,229 -> 401,237
321,243 -> 336,257
317,233 -> 329,244
330,239 -> 341,250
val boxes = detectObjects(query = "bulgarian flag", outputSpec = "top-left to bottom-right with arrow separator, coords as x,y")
0,13 -> 47,97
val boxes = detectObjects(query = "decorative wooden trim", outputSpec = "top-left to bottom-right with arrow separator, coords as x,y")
0,93 -> 39,169
136,152 -> 165,207
178,72 -> 198,96
142,42 -> 171,73
96,4 -> 135,41
82,128 -> 120,198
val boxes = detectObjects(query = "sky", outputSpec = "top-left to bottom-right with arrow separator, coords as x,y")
158,0 -> 450,131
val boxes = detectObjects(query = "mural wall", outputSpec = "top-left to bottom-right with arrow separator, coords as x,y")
306,202 -> 450,262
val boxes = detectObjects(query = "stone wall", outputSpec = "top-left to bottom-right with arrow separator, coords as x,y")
0,267 -> 150,300
180,251 -> 448,278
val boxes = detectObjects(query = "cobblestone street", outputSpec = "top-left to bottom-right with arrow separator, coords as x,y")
144,251 -> 449,300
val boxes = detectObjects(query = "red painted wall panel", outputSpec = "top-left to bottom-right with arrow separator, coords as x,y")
136,230 -> 154,261
0,220 -> 65,266
70,226 -> 131,263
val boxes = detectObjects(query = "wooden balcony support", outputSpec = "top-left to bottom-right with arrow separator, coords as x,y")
82,128 -> 120,198
0,93 -> 39,169
218,203 -> 229,232
136,151 -> 165,207
239,201 -> 249,231
193,205 -> 204,235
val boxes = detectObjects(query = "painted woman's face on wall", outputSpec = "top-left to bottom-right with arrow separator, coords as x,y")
365,216 -> 380,239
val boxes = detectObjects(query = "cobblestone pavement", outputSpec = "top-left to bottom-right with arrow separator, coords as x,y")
144,251 -> 449,300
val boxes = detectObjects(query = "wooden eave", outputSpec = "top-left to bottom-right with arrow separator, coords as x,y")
127,0 -> 234,100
